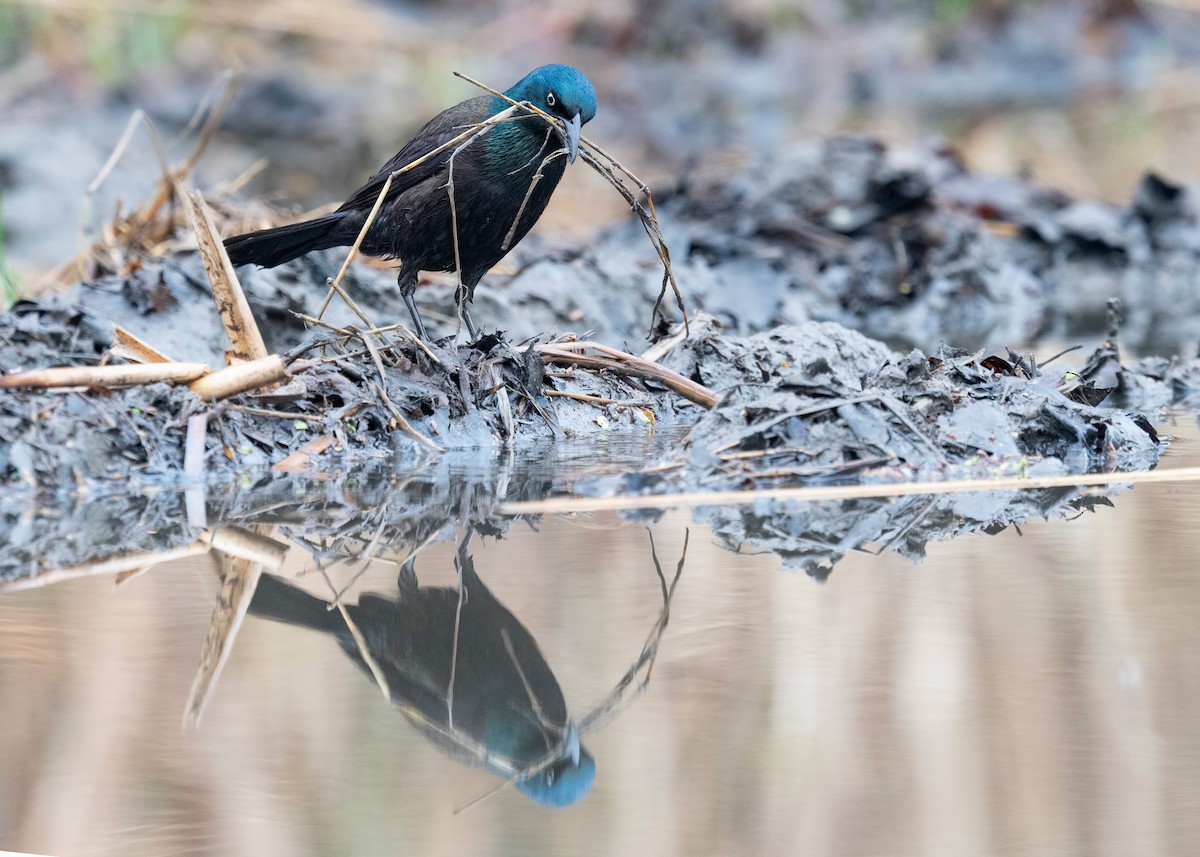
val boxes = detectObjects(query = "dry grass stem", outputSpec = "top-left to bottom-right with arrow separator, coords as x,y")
577,146 -> 686,336
179,186 -> 269,364
189,355 -> 286,400
71,72 -> 241,293
210,157 -> 269,199
111,325 -> 175,364
0,362 -> 210,389
544,389 -> 653,406
534,341 -> 717,408
317,169 -> 396,323
501,146 -> 567,251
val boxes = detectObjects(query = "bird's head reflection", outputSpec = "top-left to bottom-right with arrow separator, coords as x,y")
513,720 -> 595,807
248,531 -> 594,807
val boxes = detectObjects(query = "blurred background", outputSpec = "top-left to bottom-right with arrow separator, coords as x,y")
3,0 -> 1200,283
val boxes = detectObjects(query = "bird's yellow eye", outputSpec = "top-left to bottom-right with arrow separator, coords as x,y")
546,91 -> 557,108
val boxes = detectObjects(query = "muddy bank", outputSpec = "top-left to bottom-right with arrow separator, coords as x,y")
0,133 -> 1180,503
0,303 -> 1163,501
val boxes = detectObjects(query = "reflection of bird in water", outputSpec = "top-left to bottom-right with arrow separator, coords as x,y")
248,532 -> 595,807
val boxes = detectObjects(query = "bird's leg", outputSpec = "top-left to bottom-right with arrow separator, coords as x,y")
461,301 -> 480,342
451,273 -> 484,340
456,277 -> 481,341
397,557 -> 418,600
397,268 -> 431,341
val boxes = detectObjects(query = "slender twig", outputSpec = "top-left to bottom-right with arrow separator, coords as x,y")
544,389 -> 653,406
226,404 -> 312,420
533,341 -> 717,408
446,139 -> 467,329
502,148 -> 568,251
316,170 -> 395,323
183,68 -> 242,175
355,329 -> 441,451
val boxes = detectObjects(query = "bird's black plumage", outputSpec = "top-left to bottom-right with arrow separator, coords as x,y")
224,65 -> 598,340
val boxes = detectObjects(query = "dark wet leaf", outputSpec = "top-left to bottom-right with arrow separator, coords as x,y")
981,355 -> 1014,375
1063,383 -> 1114,407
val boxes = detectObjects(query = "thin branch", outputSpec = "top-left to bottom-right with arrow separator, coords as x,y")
533,341 -> 717,408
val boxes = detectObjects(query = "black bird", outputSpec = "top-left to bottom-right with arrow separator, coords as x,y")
224,64 -> 598,341
248,531 -> 596,807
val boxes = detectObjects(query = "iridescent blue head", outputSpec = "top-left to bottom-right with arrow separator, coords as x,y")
501,64 -> 597,164
515,746 -> 596,807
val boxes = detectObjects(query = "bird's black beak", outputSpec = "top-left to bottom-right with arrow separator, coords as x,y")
561,113 -> 581,164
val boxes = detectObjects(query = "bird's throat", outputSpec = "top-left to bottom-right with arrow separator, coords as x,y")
484,109 -> 562,180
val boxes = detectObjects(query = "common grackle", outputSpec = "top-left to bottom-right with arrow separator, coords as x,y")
247,531 -> 595,807
224,64 -> 597,341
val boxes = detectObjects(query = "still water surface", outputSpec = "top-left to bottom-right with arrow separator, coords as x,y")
3,419 -> 1200,856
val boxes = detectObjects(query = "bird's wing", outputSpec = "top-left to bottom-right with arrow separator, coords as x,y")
336,94 -> 496,214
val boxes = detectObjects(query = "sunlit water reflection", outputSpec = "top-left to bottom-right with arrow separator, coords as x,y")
3,416 -> 1200,856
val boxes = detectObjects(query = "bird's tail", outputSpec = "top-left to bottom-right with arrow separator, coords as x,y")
249,572 -> 346,635
224,212 -> 356,268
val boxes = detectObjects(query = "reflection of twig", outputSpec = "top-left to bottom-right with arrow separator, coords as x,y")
184,523 -> 278,728
500,465 -> 1200,516
578,528 -> 687,734
501,628 -> 554,735
308,561 -> 393,703
0,526 -> 288,594
459,527 -> 688,813
447,529 -> 475,731
0,543 -> 210,593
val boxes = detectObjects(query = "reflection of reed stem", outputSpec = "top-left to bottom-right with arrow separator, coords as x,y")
501,465 -> 1200,515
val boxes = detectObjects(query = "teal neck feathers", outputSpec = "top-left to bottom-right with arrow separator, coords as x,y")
482,64 -> 597,175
